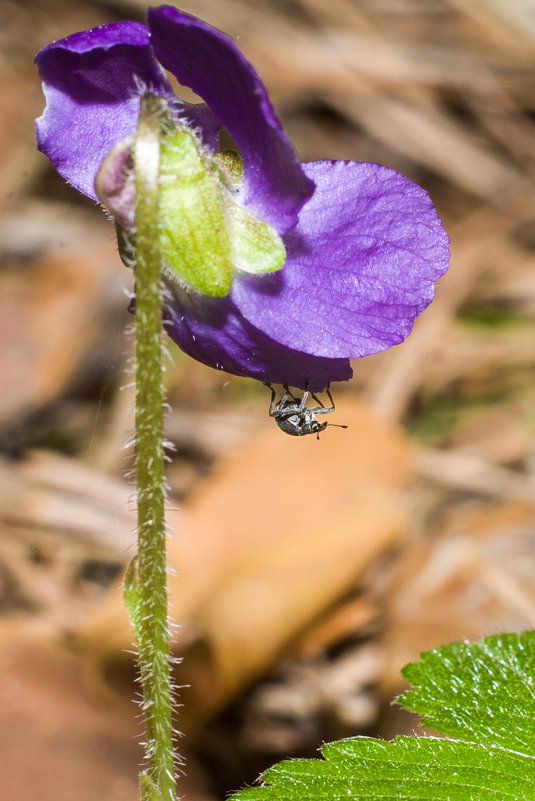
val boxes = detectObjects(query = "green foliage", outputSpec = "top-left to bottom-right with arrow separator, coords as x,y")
231,631 -> 535,801
457,307 -> 530,331
407,388 -> 509,444
400,631 -> 535,754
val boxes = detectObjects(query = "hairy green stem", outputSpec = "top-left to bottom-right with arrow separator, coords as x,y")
132,93 -> 176,801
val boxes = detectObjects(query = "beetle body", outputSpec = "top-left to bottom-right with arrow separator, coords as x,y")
266,383 -> 345,439
275,408 -> 328,437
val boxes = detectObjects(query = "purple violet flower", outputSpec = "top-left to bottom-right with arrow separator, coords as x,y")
36,5 -> 449,391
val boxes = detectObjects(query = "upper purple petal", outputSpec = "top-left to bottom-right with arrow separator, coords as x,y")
231,160 -> 450,358
35,20 -> 218,200
147,5 -> 314,234
162,290 -> 352,391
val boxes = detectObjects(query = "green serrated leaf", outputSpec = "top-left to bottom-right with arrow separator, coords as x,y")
400,631 -> 535,755
234,736 -> 535,801
230,631 -> 535,801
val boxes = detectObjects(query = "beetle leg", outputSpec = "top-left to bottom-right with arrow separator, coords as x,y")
310,390 -> 324,408
283,383 -> 301,403
323,383 -> 335,412
265,382 -> 278,417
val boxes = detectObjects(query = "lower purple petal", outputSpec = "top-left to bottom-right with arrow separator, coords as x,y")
162,290 -> 352,391
231,160 -> 450,358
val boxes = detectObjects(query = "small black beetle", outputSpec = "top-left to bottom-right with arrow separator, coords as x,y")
265,383 -> 347,438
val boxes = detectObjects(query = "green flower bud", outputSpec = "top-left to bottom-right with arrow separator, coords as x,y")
159,127 -> 285,297
96,115 -> 286,299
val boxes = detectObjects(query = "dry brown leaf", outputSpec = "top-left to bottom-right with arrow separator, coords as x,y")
168,399 -> 408,722
382,500 -> 535,698
0,634 -> 218,801
0,225 -> 130,424
291,596 -> 378,661
414,447 -> 534,500
0,638 -> 140,801
0,451 -> 134,641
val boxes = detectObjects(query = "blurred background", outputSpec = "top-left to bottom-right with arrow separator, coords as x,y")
1,0 -> 535,799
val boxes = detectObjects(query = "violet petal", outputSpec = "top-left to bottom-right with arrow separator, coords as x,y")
231,160 -> 450,358
35,20 -> 218,200
162,291 -> 352,391
148,5 -> 314,234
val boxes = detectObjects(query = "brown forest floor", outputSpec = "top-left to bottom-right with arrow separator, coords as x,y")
1,1 -> 535,800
